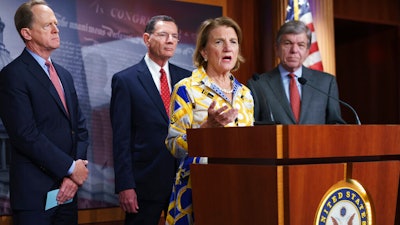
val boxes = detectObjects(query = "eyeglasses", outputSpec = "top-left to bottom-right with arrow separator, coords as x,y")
152,32 -> 179,42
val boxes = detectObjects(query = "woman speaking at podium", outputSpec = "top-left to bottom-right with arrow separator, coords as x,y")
165,17 -> 254,225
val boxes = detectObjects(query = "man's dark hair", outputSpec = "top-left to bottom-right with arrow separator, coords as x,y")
144,15 -> 176,34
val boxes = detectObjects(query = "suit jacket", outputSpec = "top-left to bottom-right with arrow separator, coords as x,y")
0,49 -> 89,210
247,66 -> 345,124
110,58 -> 191,201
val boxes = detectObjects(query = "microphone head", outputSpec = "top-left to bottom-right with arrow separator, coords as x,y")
298,77 -> 307,85
252,73 -> 260,81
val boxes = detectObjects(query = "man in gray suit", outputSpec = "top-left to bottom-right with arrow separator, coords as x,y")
247,20 -> 345,125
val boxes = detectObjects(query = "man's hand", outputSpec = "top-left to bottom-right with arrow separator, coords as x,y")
70,159 -> 89,186
57,177 -> 78,204
119,189 -> 139,213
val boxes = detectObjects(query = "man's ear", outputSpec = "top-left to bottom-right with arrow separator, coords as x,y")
20,28 -> 32,41
143,33 -> 151,47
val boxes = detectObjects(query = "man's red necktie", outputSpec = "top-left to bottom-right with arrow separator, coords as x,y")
289,73 -> 300,123
160,68 -> 170,115
46,60 -> 68,114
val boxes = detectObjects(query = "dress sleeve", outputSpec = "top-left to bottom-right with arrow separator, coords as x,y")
166,81 -> 194,159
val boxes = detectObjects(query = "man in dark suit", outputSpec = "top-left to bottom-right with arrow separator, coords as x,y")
0,1 -> 89,224
110,15 -> 191,225
247,20 -> 345,124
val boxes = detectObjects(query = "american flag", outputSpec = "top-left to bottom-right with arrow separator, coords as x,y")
286,0 -> 324,71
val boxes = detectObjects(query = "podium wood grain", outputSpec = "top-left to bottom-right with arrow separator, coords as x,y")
188,125 -> 400,225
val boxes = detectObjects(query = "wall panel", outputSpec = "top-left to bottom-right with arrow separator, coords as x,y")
334,0 -> 400,25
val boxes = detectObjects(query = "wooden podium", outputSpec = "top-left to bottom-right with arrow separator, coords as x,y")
187,125 -> 400,225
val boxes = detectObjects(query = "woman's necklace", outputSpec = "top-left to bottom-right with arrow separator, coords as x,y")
212,75 -> 233,94
220,86 -> 233,94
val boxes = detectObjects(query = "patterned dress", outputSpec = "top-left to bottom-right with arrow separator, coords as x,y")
165,66 -> 254,225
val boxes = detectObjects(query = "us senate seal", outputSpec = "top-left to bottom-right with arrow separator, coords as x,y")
314,179 -> 374,225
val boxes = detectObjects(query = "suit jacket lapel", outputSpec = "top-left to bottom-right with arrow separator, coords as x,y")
299,66 -> 314,122
267,68 -> 296,122
22,50 -> 69,118
169,64 -> 183,86
136,60 -> 169,121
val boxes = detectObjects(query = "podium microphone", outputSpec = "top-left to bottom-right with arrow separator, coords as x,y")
251,73 -> 276,125
297,77 -> 361,125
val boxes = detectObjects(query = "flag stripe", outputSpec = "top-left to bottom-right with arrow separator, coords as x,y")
308,61 -> 323,71
306,23 -> 315,32
309,42 -> 319,54
304,51 -> 322,66
300,12 -> 313,24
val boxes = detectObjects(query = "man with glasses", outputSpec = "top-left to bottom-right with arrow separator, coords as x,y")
110,15 -> 191,225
